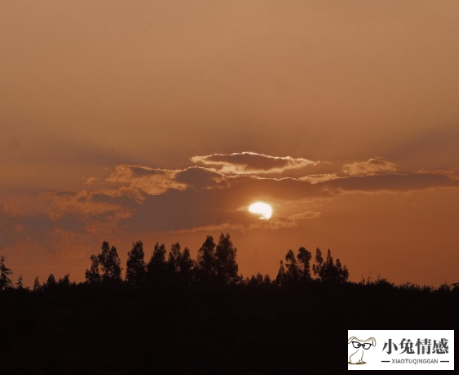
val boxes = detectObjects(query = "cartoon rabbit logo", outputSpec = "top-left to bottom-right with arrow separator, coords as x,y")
348,336 -> 376,364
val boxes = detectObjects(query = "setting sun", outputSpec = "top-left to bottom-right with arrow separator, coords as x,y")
249,202 -> 273,220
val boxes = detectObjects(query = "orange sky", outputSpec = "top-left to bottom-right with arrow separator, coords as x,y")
1,1 -> 459,287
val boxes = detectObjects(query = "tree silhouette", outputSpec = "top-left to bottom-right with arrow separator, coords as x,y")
178,247 -> 193,284
16,275 -> 24,289
0,256 -> 13,290
276,247 -> 313,286
99,242 -> 122,282
45,274 -> 57,290
284,249 -> 300,283
193,234 -> 241,284
247,272 -> 266,286
126,241 -> 147,284
334,258 -> 349,282
85,241 -> 122,283
167,242 -> 182,276
277,247 -> 345,286
57,274 -> 71,288
147,243 -> 167,283
195,235 -> 217,283
33,276 -> 41,291
85,255 -> 102,283
275,260 -> 286,286
166,242 -> 194,285
312,248 -> 349,283
215,234 -> 240,284
312,247 -> 324,279
297,247 -> 312,282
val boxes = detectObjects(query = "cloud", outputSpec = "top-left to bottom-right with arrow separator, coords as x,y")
0,202 -> 88,256
46,190 -> 127,217
2,154 -> 459,252
416,168 -> 459,181
40,161 -> 459,235
299,173 -> 339,184
343,157 -> 398,176
115,170 -> 457,234
191,152 -> 318,175
175,167 -> 227,189
324,172 -> 458,193
106,164 -> 187,198
171,210 -> 321,234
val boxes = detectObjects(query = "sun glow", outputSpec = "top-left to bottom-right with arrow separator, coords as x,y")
249,202 -> 273,220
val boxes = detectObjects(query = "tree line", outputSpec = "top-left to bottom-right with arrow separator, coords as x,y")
1,234 -> 458,374
0,233 -> 350,291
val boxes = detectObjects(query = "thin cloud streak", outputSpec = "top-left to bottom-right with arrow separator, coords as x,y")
343,157 -> 398,176
191,152 -> 319,175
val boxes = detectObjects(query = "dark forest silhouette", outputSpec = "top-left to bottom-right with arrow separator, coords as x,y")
1,234 -> 458,374
83,234 -> 349,287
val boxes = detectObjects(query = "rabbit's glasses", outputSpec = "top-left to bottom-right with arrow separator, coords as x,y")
351,341 -> 372,350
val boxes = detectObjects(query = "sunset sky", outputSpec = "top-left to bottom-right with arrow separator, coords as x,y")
1,0 -> 459,287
